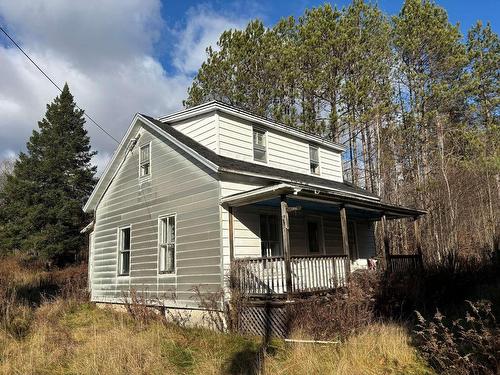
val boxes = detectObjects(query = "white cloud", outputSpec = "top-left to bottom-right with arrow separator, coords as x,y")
171,5 -> 249,74
0,0 -> 251,173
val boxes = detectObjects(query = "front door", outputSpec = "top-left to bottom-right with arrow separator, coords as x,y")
260,214 -> 281,257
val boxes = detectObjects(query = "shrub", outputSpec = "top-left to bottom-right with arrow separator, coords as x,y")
414,300 -> 500,375
288,270 -> 379,340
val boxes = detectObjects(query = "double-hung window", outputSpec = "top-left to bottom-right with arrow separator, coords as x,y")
253,128 -> 267,163
159,214 -> 176,274
139,143 -> 151,178
118,227 -> 131,276
309,145 -> 320,175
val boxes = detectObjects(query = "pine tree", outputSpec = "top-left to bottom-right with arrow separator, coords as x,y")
185,1 -> 500,260
0,84 -> 97,264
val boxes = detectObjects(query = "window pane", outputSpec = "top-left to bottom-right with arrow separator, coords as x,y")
140,144 -> 150,162
253,130 -> 265,146
168,216 -> 175,243
310,162 -> 320,175
121,251 -> 130,274
308,222 -> 319,253
141,163 -> 150,176
254,148 -> 266,162
159,245 -> 166,272
269,242 -> 281,257
167,244 -> 175,272
309,146 -> 319,162
122,228 -> 131,250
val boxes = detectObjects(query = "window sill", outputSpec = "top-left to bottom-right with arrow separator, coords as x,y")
158,271 -> 176,276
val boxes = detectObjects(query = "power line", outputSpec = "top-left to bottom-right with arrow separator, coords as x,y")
0,25 -> 120,144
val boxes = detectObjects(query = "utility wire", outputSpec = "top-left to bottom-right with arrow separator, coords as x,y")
0,25 -> 120,144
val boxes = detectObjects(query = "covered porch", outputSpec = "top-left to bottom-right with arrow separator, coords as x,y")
222,183 -> 426,298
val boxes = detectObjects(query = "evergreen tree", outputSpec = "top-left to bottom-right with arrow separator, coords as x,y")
0,84 -> 97,264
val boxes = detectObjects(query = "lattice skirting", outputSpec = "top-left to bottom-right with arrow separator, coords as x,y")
238,303 -> 290,338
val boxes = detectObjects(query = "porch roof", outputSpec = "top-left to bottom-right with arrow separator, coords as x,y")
220,183 -> 426,220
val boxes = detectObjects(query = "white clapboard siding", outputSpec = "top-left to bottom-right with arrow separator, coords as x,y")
171,113 -> 218,152
319,148 -> 343,182
218,113 -> 254,161
91,123 -> 222,307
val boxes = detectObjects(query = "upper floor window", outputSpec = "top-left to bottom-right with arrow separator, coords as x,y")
309,145 -> 320,175
253,128 -> 267,163
118,226 -> 131,276
159,214 -> 176,274
139,143 -> 151,178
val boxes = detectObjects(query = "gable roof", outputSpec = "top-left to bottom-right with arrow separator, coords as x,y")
85,112 -> 424,215
158,101 -> 346,153
141,114 -> 379,201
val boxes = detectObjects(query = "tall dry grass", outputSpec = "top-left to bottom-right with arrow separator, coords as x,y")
264,324 -> 433,375
0,301 -> 433,375
0,256 -> 434,374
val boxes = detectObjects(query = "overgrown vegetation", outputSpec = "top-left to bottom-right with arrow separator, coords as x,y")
415,301 -> 499,375
0,256 -> 433,374
283,254 -> 500,374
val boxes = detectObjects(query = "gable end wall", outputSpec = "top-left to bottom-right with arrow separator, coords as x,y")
90,123 -> 222,308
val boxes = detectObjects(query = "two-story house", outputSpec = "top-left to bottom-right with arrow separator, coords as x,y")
83,101 -> 425,321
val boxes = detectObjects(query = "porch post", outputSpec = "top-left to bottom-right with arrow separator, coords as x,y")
280,194 -> 293,299
228,206 -> 235,261
381,214 -> 391,272
339,205 -> 351,274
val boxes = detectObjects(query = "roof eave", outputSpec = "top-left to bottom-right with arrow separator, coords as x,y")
220,182 -> 426,219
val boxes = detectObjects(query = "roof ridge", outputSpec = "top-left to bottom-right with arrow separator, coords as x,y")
157,101 -> 346,152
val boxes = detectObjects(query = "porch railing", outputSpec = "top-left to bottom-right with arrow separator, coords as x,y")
232,255 -> 349,296
388,254 -> 422,273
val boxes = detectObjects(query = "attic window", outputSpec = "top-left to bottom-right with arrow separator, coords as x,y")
309,145 -> 320,175
253,128 -> 267,163
139,143 -> 151,178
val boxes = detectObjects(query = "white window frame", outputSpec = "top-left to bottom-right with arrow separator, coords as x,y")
309,145 -> 320,176
252,127 -> 268,164
117,225 -> 131,276
139,142 -> 151,179
158,213 -> 177,275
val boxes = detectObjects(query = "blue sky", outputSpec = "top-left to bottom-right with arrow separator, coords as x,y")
0,0 -> 498,172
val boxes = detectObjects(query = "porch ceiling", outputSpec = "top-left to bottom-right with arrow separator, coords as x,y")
220,183 -> 426,220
